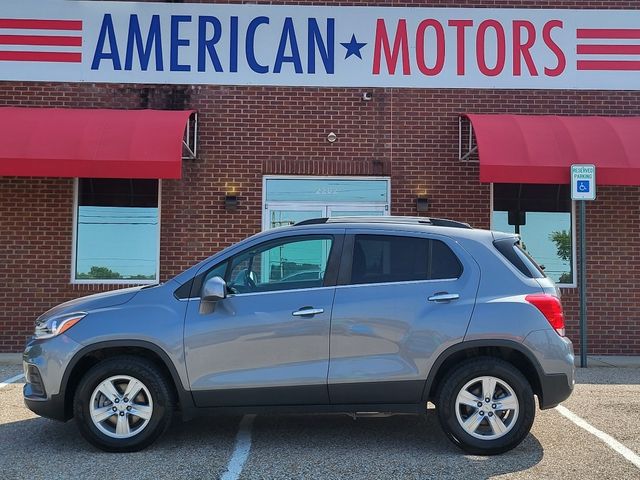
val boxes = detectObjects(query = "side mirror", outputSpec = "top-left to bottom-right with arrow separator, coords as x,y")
202,276 -> 227,302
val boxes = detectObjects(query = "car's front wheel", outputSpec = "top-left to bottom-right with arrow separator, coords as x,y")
436,357 -> 535,455
73,356 -> 174,452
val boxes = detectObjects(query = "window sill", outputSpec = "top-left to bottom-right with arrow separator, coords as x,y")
71,279 -> 158,286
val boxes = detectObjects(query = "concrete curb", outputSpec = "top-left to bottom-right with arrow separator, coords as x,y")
0,353 -> 22,365
578,355 -> 640,368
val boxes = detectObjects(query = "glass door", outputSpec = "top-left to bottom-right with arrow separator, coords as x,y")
263,177 -> 391,232
327,205 -> 386,218
265,205 -> 324,230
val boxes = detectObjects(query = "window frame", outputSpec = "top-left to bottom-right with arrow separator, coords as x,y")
191,234 -> 343,298
489,183 -> 577,288
71,178 -> 162,285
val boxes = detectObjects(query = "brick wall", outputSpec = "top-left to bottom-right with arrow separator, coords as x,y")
1,0 -> 639,353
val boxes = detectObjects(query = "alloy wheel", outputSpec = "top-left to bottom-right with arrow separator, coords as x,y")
454,375 -> 519,440
89,375 -> 154,439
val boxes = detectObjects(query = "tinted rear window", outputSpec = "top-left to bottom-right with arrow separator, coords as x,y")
493,237 -> 546,279
350,235 -> 462,285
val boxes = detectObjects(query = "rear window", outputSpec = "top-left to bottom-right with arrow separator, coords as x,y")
493,237 -> 546,279
350,235 -> 462,285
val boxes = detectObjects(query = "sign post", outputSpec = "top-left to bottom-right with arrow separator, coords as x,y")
571,164 -> 596,368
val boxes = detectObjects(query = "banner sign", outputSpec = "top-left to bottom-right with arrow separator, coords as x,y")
2,1 -> 640,89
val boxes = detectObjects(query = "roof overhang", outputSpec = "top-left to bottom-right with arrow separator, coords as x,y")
0,107 -> 196,179
462,114 -> 640,185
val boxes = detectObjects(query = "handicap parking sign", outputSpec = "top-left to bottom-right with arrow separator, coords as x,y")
571,165 -> 596,200
577,180 -> 590,193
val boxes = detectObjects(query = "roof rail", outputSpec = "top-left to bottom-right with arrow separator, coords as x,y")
294,216 -> 472,229
294,218 -> 329,226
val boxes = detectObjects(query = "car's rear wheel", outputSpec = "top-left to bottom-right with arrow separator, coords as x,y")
436,357 -> 535,455
73,356 -> 174,452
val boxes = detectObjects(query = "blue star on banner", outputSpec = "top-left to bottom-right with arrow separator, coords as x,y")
340,34 -> 367,60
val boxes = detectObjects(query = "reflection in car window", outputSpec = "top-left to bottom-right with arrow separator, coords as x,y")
351,235 -> 461,285
227,237 -> 333,294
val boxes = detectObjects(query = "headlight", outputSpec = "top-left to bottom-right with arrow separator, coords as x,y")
34,312 -> 86,339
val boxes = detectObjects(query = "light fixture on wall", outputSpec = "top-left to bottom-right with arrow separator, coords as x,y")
224,195 -> 239,211
416,196 -> 429,213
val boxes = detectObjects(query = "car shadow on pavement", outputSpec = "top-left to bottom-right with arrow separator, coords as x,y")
0,410 -> 544,480
0,414 -> 242,480
241,412 -> 544,479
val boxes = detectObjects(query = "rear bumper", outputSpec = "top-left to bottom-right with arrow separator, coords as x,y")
538,372 -> 574,409
522,331 -> 575,409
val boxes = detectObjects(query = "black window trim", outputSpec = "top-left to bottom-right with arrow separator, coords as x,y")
493,236 -> 546,280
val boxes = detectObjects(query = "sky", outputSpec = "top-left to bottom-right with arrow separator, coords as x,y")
76,206 -> 158,279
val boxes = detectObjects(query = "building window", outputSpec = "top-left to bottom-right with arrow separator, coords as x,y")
492,184 -> 575,286
262,176 -> 390,230
73,179 -> 160,283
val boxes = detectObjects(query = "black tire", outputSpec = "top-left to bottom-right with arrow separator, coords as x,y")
73,356 -> 174,452
436,357 -> 535,455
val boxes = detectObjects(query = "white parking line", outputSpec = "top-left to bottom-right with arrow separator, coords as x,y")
221,414 -> 256,480
556,405 -> 640,470
0,373 -> 24,389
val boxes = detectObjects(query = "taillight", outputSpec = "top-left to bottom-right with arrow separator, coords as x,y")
525,294 -> 565,336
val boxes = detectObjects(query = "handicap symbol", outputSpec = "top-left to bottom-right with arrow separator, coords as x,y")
577,180 -> 590,192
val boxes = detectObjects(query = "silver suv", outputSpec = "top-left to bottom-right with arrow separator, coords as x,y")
23,217 -> 574,454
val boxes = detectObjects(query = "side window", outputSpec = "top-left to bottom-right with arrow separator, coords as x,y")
203,262 -> 229,286
350,235 -> 461,285
227,236 -> 333,294
430,239 -> 463,279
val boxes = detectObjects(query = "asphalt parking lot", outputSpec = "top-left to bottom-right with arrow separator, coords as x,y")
1,364 -> 638,480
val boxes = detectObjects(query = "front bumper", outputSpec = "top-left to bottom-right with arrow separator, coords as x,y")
22,333 -> 83,422
23,391 -> 68,422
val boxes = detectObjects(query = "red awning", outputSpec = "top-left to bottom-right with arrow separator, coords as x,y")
0,108 -> 194,179
464,114 -> 640,185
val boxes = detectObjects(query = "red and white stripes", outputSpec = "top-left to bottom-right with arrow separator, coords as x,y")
0,18 -> 82,63
576,28 -> 640,71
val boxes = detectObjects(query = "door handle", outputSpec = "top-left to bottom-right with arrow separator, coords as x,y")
292,307 -> 324,317
428,293 -> 460,302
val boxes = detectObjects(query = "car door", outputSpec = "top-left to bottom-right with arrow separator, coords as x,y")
184,233 -> 342,407
328,230 -> 480,404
